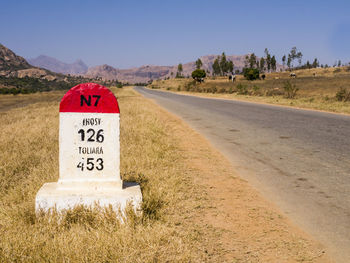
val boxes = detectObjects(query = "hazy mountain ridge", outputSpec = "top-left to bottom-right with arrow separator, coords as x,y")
85,64 -> 172,83
85,54 -> 252,83
28,55 -> 88,75
0,44 -> 65,81
1,43 -> 280,85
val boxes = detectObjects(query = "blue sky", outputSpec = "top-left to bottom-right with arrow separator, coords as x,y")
1,0 -> 349,68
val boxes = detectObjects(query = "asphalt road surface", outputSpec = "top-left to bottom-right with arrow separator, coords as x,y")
135,86 -> 350,262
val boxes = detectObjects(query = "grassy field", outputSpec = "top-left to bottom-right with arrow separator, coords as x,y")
0,87 -> 331,262
150,66 -> 350,114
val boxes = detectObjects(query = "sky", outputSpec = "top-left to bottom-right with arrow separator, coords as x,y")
1,0 -> 350,69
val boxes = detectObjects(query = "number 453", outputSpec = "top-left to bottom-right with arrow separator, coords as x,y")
77,158 -> 104,171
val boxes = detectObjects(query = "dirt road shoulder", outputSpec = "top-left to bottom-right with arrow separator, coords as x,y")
138,89 -> 332,262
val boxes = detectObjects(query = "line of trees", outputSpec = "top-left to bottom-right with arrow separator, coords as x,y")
244,48 -> 277,73
212,52 -> 234,76
175,47 -> 348,81
282,47 -> 320,70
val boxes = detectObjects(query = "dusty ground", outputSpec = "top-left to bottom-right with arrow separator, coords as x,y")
156,98 -> 332,262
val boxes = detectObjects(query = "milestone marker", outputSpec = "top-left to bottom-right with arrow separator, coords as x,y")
35,83 -> 142,214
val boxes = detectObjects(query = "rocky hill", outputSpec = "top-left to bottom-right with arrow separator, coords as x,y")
0,44 -> 97,94
0,44 -> 81,82
28,55 -> 88,75
85,54 -> 254,84
0,44 -> 31,72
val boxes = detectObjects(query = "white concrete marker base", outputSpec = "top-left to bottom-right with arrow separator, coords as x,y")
35,182 -> 142,214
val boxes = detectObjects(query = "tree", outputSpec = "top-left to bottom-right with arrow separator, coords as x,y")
227,60 -> 234,73
243,68 -> 260,80
212,58 -> 221,76
271,55 -> 277,71
191,69 -> 206,82
297,51 -> 303,66
306,60 -> 311,69
264,48 -> 271,72
219,52 -> 228,75
287,55 -> 292,70
248,53 -> 257,68
264,48 -> 269,58
282,55 -> 286,68
212,52 -> 233,76
266,53 -> 271,72
244,55 -> 249,68
195,58 -> 203,69
312,58 -> 319,68
338,60 -> 341,67
259,57 -> 265,72
288,47 -> 303,68
176,63 -> 183,78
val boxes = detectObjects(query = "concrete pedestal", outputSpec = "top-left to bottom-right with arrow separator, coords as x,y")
35,181 -> 142,214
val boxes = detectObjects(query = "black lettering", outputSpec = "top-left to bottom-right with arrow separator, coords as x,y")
87,129 -> 95,142
93,95 -> 101,106
80,95 -> 91,106
78,129 -> 85,141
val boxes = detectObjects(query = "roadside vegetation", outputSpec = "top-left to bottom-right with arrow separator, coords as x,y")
0,87 -> 330,262
151,46 -> 350,114
149,65 -> 350,114
0,75 -> 126,95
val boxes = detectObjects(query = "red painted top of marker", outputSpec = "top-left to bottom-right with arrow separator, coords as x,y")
59,83 -> 120,113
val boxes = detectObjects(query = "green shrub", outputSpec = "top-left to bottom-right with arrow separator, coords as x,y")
236,83 -> 248,95
191,69 -> 206,82
243,68 -> 260,80
336,87 -> 350,101
252,85 -> 261,95
184,81 -> 195,91
283,81 -> 299,99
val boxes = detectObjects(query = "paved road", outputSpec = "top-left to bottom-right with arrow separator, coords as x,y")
135,87 -> 350,262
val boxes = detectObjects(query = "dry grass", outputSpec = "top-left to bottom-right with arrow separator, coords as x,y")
0,87 -> 331,262
0,88 -> 218,262
150,66 -> 350,114
0,91 -> 65,112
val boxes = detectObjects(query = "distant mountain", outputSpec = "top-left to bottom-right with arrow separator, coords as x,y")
85,54 -> 259,84
28,55 -> 88,75
85,64 -> 171,83
0,44 -> 31,72
86,64 -> 119,80
0,43 -> 76,81
0,44 -> 97,94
